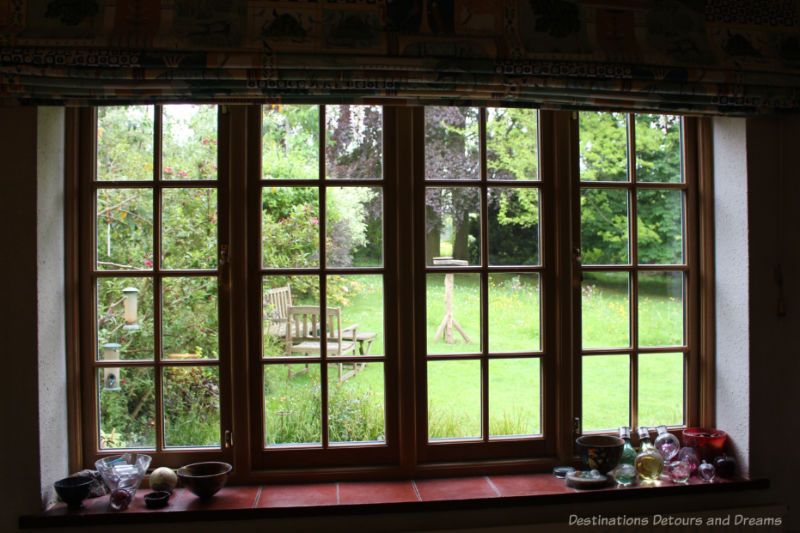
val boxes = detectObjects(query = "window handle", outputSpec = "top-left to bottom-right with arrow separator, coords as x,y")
224,429 -> 233,448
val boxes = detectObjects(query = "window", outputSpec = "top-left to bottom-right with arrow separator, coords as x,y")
74,105 -> 705,477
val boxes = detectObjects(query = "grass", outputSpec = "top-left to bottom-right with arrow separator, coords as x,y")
260,272 -> 685,443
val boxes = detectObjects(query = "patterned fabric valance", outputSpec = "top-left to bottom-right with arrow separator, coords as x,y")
2,1 -> 800,114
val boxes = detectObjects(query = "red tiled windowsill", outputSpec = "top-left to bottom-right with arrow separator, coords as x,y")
21,473 -> 767,528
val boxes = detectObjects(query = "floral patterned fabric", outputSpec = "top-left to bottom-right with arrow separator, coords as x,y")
1,0 -> 799,114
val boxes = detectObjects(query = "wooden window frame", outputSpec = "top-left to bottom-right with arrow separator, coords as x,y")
67,105 -> 714,481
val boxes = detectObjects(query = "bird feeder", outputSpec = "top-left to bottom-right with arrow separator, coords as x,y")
122,287 -> 140,331
102,342 -> 122,391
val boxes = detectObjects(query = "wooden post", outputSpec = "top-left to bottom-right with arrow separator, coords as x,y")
432,257 -> 471,344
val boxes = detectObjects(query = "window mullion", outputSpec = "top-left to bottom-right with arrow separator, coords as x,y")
627,113 -> 639,431
153,105 -> 165,453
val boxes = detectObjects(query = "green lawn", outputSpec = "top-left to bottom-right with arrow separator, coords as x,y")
263,273 -> 685,444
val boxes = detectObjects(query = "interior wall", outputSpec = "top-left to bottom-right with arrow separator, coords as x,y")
0,107 -> 45,531
36,107 -> 69,509
712,117 -> 750,474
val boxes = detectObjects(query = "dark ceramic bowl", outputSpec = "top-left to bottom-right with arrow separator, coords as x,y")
682,427 -> 727,461
54,475 -> 94,509
177,461 -> 232,499
576,435 -> 625,474
144,490 -> 171,509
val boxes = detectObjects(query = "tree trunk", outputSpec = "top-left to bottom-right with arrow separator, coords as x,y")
452,210 -> 469,261
425,204 -> 441,264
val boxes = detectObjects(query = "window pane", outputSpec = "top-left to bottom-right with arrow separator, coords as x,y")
161,188 -> 217,270
326,186 -> 383,268
98,367 -> 155,448
489,358 -> 540,437
163,366 -> 220,447
264,364 -> 322,446
162,277 -> 218,359
581,187 -> 629,265
639,272 -> 684,347
425,187 -> 480,266
162,105 -> 217,181
635,114 -> 681,183
97,277 -> 153,361
428,360 -> 480,440
582,355 -> 629,431
262,187 -> 319,268
637,189 -> 684,265
426,273 -> 480,354
96,188 -> 153,271
327,274 -> 383,357
425,107 -> 480,181
262,105 -> 319,180
582,272 -> 630,349
638,353 -> 684,427
579,111 -> 628,182
325,105 -> 383,180
97,106 -> 153,182
488,187 -> 540,266
487,108 -> 538,181
489,273 -> 540,353
263,275 -> 319,358
328,363 -> 385,444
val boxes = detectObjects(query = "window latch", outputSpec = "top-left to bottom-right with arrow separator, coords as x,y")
224,429 -> 233,448
573,416 -> 581,437
219,244 -> 229,268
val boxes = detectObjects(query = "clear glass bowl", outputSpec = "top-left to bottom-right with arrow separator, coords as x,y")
95,453 -> 152,510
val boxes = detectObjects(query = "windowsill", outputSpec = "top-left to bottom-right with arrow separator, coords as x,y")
21,473 -> 767,528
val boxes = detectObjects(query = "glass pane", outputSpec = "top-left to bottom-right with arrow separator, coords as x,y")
162,277 -> 218,359
426,273 -> 480,354
98,367 -> 155,448
488,187 -> 539,266
163,105 -> 217,181
325,105 -> 383,180
328,363 -> 385,444
579,111 -> 628,182
262,105 -> 319,180
638,272 -> 684,347
96,188 -> 153,271
328,274 -> 383,357
638,353 -> 684,427
637,189 -> 684,265
428,360 -> 480,440
425,187 -> 480,266
97,106 -> 154,182
582,272 -> 630,349
97,277 -> 153,361
489,358 -> 540,437
425,107 -> 480,180
326,186 -> 383,268
161,188 -> 217,270
263,275 -> 319,358
487,107 -> 538,181
264,364 -> 322,446
163,366 -> 220,447
262,187 -> 319,268
635,114 -> 681,183
582,355 -> 629,431
581,187 -> 629,265
489,273 -> 540,353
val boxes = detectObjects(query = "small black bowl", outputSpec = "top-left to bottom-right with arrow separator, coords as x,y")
144,490 -> 171,509
177,461 -> 232,499
54,475 -> 94,510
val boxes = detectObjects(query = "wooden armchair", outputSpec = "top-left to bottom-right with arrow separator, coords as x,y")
286,306 -> 360,382
264,284 -> 292,337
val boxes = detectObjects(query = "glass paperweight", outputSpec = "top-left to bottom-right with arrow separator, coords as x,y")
654,425 -> 680,461
95,453 -> 151,510
698,460 -> 716,482
613,463 -> 637,486
677,446 -> 700,473
666,460 -> 691,484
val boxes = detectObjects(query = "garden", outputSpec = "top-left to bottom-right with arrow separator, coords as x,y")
95,105 -> 685,448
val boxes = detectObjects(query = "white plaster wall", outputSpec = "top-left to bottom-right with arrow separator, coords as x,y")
711,117 -> 749,475
36,107 -> 68,509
